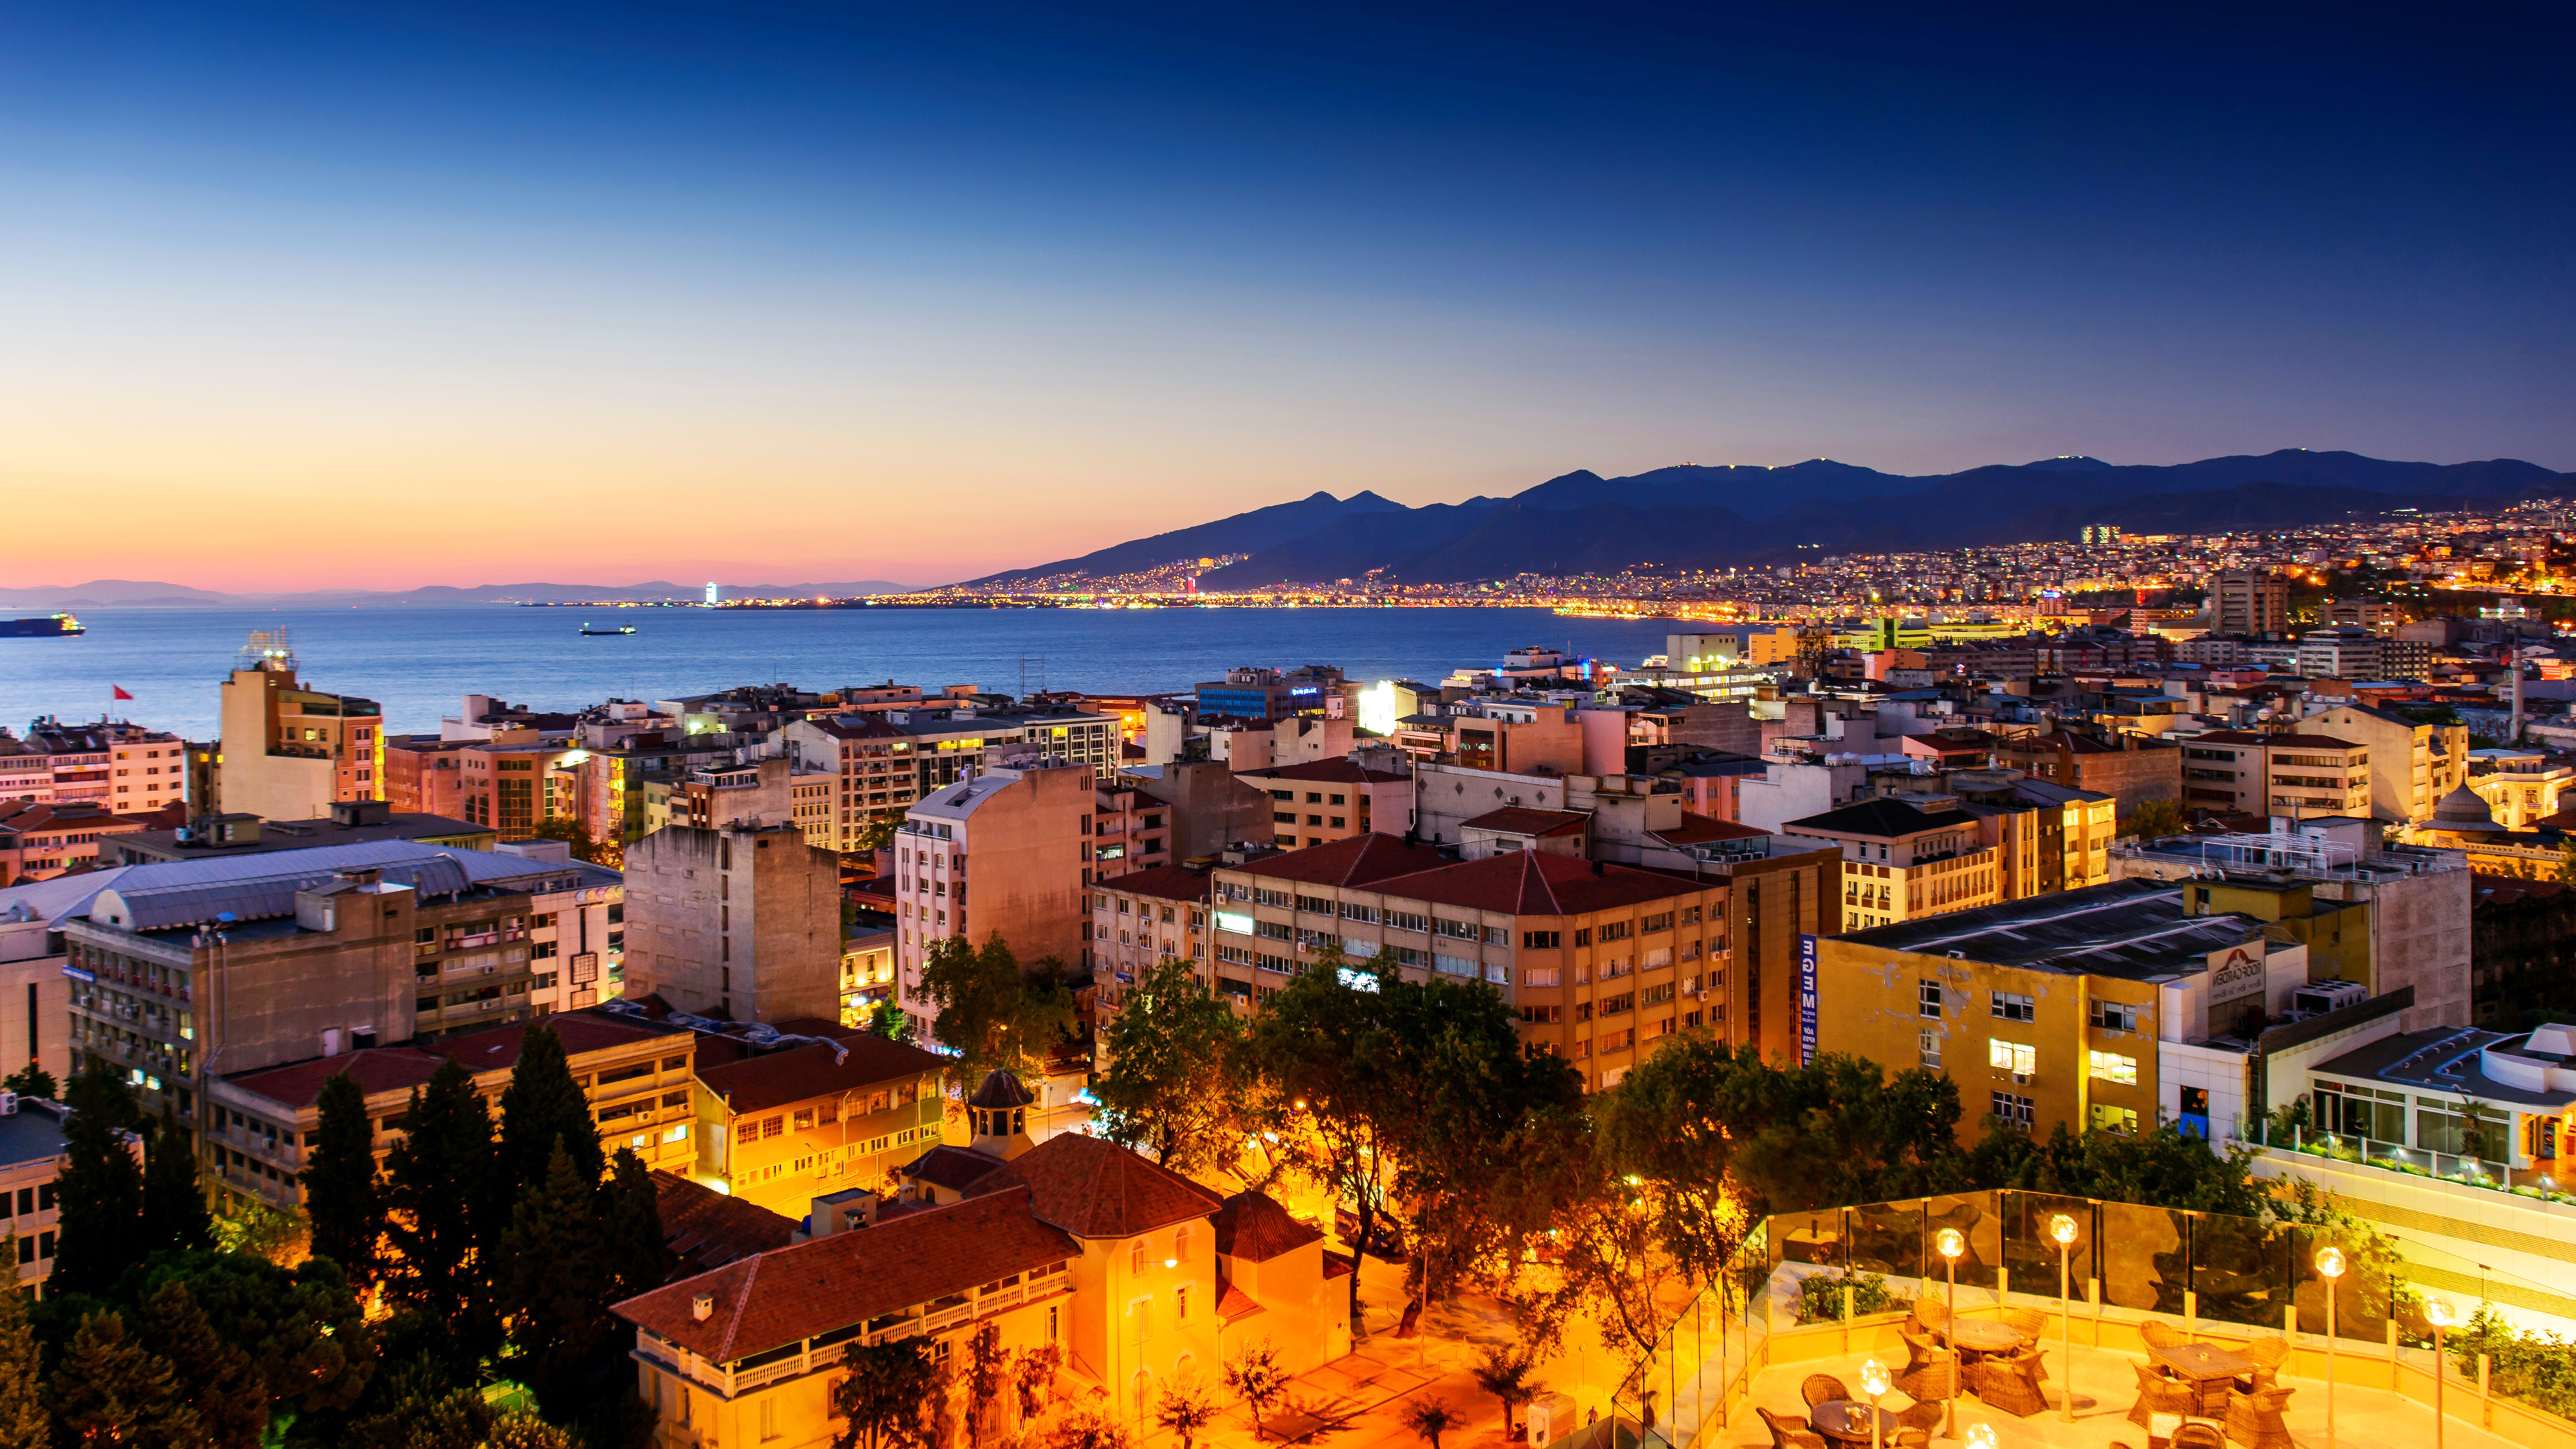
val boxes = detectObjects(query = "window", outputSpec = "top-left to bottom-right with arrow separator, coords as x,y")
1919,1031 -> 1942,1068
2087,1051 -> 2139,1087
1991,1092 -> 2036,1128
1173,1225 -> 1191,1264
1130,1240 -> 1146,1275
1338,902 -> 1380,924
1990,991 -> 2035,1023
1176,1285 -> 1192,1322
1988,1039 -> 2035,1075
1597,921 -> 1631,942
1919,979 -> 1943,1019
2090,1104 -> 2139,1134
737,1121 -> 759,1144
1385,911 -> 1428,933
793,1108 -> 816,1130
2089,1000 -> 2142,1033
1521,930 -> 1560,949
761,1115 -> 784,1139
1522,967 -> 1560,987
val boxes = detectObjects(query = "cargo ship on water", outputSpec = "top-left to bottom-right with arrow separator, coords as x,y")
0,613 -> 83,637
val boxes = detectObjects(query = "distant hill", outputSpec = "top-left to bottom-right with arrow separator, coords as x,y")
966,449 -> 2575,588
0,578 -> 920,609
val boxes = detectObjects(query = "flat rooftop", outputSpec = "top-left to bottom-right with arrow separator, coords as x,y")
1837,877 -> 2271,981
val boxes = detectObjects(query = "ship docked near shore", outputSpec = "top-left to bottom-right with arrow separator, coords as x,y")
580,622 -> 637,635
0,613 -> 83,637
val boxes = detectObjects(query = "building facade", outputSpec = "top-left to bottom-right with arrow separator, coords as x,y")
215,637 -> 384,821
893,766 -> 1094,1020
623,822 -> 843,1025
2176,731 -> 2371,819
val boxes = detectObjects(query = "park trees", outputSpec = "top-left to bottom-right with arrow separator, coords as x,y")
918,934 -> 1078,1085
832,1338 -> 949,1449
51,1063 -> 146,1297
301,1071 -> 386,1289
1094,957 -> 1261,1179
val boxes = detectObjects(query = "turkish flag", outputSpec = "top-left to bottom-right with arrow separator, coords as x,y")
112,685 -> 133,700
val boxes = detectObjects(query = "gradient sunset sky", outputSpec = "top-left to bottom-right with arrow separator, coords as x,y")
7,3 -> 2572,590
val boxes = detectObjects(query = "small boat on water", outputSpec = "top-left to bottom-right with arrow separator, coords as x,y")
0,613 -> 83,637
580,623 -> 637,636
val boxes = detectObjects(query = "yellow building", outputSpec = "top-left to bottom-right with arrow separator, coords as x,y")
1783,797 -> 2002,932
1813,879 -> 2310,1142
613,1075 -> 1350,1448
688,1019 -> 950,1214
215,632 -> 384,822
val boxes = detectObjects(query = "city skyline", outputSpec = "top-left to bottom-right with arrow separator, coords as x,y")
7,4 -> 2573,590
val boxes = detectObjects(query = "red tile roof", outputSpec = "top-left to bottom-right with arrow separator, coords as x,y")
904,1144 -> 1004,1192
1098,864 -> 1215,904
425,1007 -> 687,1076
1226,833 -> 1446,888
963,1132 -> 1223,1240
611,1185 -> 1079,1363
1364,851 -> 1718,917
1460,808 -> 1590,838
1234,760 -> 1409,785
1652,813 -> 1768,845
223,1046 -> 446,1112
1211,1191 -> 1325,1263
694,1033 -> 949,1116
653,1170 -> 798,1281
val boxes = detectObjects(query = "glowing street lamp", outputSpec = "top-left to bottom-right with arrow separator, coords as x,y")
2424,1295 -> 2457,1449
2315,1245 -> 2347,1449
1967,1424 -> 1998,1449
1937,1227 -> 1966,1437
2049,1213 -> 2080,1421
1858,1358 -> 1891,1449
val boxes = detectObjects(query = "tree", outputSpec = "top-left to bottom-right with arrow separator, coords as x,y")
918,934 -> 1077,1084
964,1321 -> 1010,1448
382,1059 -> 496,1326
2118,800 -> 2186,841
1093,957 -> 1254,1177
494,1141 -> 613,1412
49,1309 -> 204,1448
1154,1386 -> 1217,1449
496,1026 -> 604,1198
1222,1341 -> 1289,1440
136,1279 -> 268,1449
1962,1119 -> 2267,1216
1401,1399 -> 1462,1449
1469,1345 -> 1540,1440
1046,1408 -> 1131,1449
867,1002 -> 916,1044
140,1115 -> 213,1256
853,815 -> 900,854
51,1063 -> 145,1297
527,817 -> 611,865
133,1249 -> 376,1418
602,1146 -> 670,1302
302,1071 -> 386,1289
488,1409 -> 581,1448
833,1338 -> 949,1449
1012,1342 -> 1062,1428
0,1237 -> 45,1449
1,1064 -> 56,1101
1244,952 -> 1403,1331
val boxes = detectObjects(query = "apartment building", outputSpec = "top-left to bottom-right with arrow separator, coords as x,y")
2302,701 -> 2469,824
1089,864 -> 1214,1006
0,1098 -> 74,1298
1814,879 -> 2313,1142
840,928 -> 895,1024
1783,797 -> 2002,932
1232,759 -> 1411,851
1116,761 -> 1275,861
624,822 -> 843,1026
0,802 -> 152,883
59,839 -> 625,1125
0,871 -> 103,1083
1990,730 -> 2181,822
2177,731 -> 2371,818
1208,833 -> 1831,1086
2210,568 -> 2291,637
0,718 -> 191,816
685,1017 -> 949,1213
104,799 -> 491,865
207,1006 -> 698,1213
215,635 -> 383,820
893,766 -> 1093,1022
1391,698 -> 1589,775
1194,665 -> 1347,722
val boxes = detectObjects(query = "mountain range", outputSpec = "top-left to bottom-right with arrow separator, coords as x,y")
966,449 -> 2576,589
0,579 -> 916,610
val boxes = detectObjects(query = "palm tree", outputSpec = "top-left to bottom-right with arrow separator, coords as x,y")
1471,1345 -> 1542,1441
1155,1387 -> 1218,1449
1403,1399 -> 1462,1449
1224,1342 -> 1289,1440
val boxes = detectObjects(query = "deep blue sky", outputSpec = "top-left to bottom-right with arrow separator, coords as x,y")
5,3 -> 2571,586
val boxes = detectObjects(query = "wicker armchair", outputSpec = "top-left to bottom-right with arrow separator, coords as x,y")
1890,1431 -> 1931,1449
1757,1407 -> 1828,1449
1894,1399 -> 1943,1432
2171,1424 -> 2226,1449
2238,1335 -> 2288,1389
1912,1297 -> 1951,1335
1802,1375 -> 1851,1409
2139,1320 -> 2185,1350
1967,1348 -> 2050,1417
2003,1307 -> 2049,1341
2125,1362 -> 2194,1432
1893,1327 -> 1957,1402
2224,1385 -> 2296,1449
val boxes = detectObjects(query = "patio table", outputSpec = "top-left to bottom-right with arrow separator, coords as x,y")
1941,1318 -> 2023,1358
2150,1343 -> 2257,1416
1807,1401 -> 1901,1446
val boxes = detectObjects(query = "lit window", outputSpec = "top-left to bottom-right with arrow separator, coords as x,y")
2087,1051 -> 2139,1087
1988,1040 -> 2035,1075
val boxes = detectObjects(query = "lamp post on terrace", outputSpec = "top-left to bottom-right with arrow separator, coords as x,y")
2315,1245 -> 2347,1449
2423,1295 -> 2457,1449
1937,1227 -> 1966,1438
1858,1358 -> 1890,1449
2049,1213 -> 2079,1422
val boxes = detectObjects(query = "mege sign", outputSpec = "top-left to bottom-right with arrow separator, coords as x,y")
2206,943 -> 2269,1004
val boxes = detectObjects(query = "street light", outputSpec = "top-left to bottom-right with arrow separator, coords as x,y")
1967,1424 -> 1998,1449
2315,1245 -> 2347,1449
2049,1213 -> 2080,1421
1937,1227 -> 1966,1438
2424,1295 -> 2457,1449
1858,1358 -> 1890,1449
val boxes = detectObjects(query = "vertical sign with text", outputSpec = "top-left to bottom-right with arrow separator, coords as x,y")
1797,933 -> 1820,1066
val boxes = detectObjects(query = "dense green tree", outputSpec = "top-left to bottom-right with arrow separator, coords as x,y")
1,1064 -> 56,1101
601,1146 -> 669,1302
2116,799 -> 2186,841
1093,957 -> 1255,1178
136,1279 -> 268,1449
833,1337 -> 949,1449
344,1352 -> 494,1449
917,934 -> 1077,1085
49,1309 -> 203,1448
487,1409 -> 581,1448
0,1237 -> 45,1449
132,1250 -> 375,1418
526,817 -> 612,865
1242,950 -> 1401,1332
301,1072 -> 386,1288
51,1063 -> 146,1297
496,1026 -> 604,1197
382,1059 -> 496,1326
494,1141 -> 613,1412
866,1002 -> 916,1044
1963,1119 -> 2267,1216
140,1115 -> 213,1255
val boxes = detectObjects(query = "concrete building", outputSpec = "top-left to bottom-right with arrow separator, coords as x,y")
2302,701 -> 2469,824
1391,699 -> 1587,776
0,801 -> 154,883
685,1016 -> 949,1213
215,633 -> 384,821
58,839 -> 624,1124
2176,731 -> 2372,819
1782,796 -> 2002,932
0,872 -> 113,1085
2463,747 -> 2576,829
1815,879 -> 2316,1142
1194,665 -> 1347,722
1232,759 -> 1411,851
1116,761 -> 1275,862
1990,730 -> 2182,822
839,928 -> 896,1025
0,717 -> 191,816
103,799 -> 491,865
2210,568 -> 2292,637
893,766 -> 1094,1020
0,1097 -> 73,1297
2111,822 -> 2473,1031
1088,863 -> 1214,1008
624,822 -> 843,1025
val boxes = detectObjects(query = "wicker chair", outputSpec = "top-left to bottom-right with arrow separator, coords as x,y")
1757,1407 -> 1828,1449
2125,1361 -> 2194,1432
1892,1327 -> 1957,1403
1894,1399 -> 1943,1432
2224,1385 -> 2295,1449
1912,1297 -> 1951,1335
1889,1431 -> 1931,1449
2139,1320 -> 2185,1351
2238,1336 -> 2288,1389
2003,1307 -> 2049,1342
1967,1348 -> 2050,1417
1802,1375 -> 1851,1409
2171,1424 -> 2226,1449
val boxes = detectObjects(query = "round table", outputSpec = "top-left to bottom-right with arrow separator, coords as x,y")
1807,1401 -> 1901,1446
1941,1318 -> 2025,1355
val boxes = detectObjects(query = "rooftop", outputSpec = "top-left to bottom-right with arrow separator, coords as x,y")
1363,849 -> 1723,917
963,1130 -> 1223,1240
1224,833 -> 1450,890
1458,807 -> 1591,838
1783,796 -> 1981,839
1233,759 -> 1410,785
1096,863 -> 1216,904
0,1099 -> 70,1171
2315,1025 -> 2576,1110
1837,878 -> 2271,982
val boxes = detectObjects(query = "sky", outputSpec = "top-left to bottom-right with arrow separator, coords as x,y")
4,2 -> 2572,590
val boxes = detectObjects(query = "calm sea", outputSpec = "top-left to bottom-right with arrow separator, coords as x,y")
0,606 -> 1684,740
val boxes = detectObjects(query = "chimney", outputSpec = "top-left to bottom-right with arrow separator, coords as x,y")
691,1293 -> 716,1322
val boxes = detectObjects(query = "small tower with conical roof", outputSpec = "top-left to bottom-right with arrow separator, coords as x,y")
965,1068 -> 1036,1161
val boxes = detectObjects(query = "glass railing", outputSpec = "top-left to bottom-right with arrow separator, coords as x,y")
2233,1118 -> 2576,1201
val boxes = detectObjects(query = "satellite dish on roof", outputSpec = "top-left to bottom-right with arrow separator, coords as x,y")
2255,708 -> 2274,720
